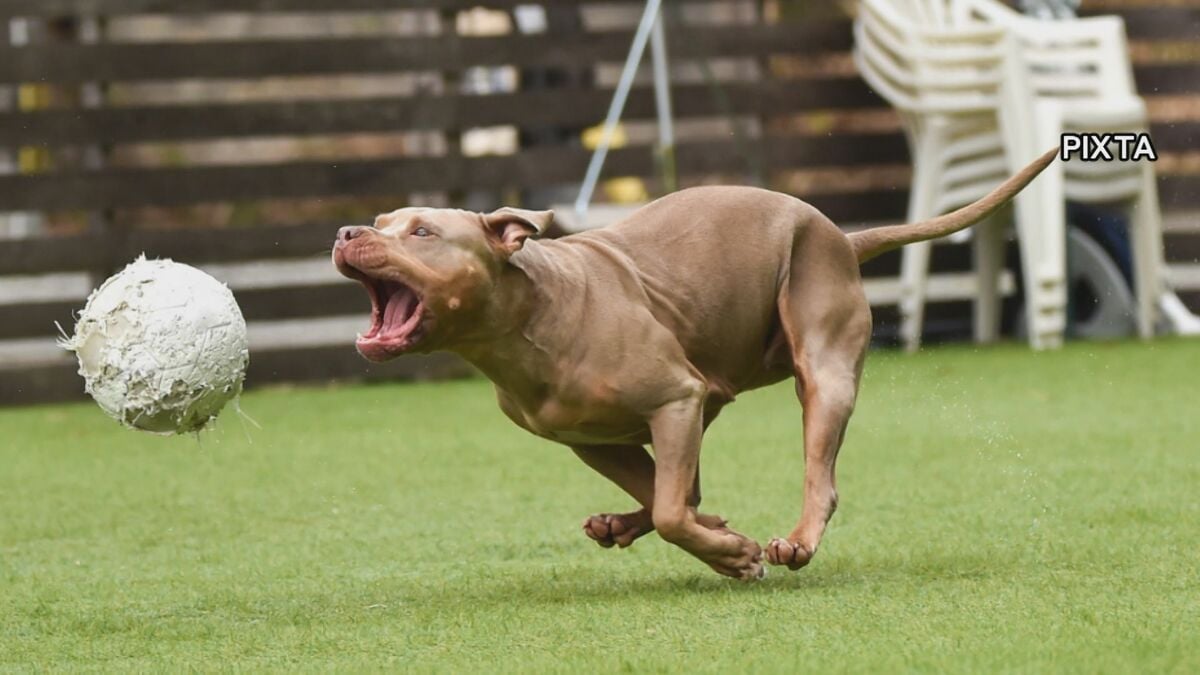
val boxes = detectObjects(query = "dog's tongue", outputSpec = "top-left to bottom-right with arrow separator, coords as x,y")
382,284 -> 418,333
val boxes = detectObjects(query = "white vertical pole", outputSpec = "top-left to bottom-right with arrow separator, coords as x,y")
649,9 -> 675,193
573,0 -> 662,222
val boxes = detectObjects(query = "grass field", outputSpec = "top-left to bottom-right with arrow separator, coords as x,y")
2,340 -> 1198,672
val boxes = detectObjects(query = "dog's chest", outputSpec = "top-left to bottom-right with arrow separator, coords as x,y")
495,383 -> 650,445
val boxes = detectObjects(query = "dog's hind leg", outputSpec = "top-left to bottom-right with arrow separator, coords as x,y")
573,444 -> 726,549
765,227 -> 872,570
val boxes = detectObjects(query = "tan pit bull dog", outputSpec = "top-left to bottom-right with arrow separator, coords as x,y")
332,148 -> 1057,580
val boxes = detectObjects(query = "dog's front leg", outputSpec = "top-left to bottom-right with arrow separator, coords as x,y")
573,444 -> 729,549
649,390 -> 764,580
573,444 -> 657,549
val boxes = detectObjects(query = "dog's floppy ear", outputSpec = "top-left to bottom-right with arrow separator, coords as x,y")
483,207 -> 554,255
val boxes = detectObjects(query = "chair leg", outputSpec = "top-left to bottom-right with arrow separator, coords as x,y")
1011,100 -> 1067,350
1129,162 -> 1165,338
898,131 -> 944,353
1013,157 -> 1066,350
899,242 -> 933,352
972,214 -> 1005,344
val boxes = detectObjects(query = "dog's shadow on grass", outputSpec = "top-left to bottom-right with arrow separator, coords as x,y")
401,549 -> 1024,608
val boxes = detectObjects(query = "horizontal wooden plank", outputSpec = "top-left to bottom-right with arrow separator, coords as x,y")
807,190 -> 909,227
0,0 -> 1186,33
0,222 -> 337,274
1083,7 -> 1200,40
4,94 -> 1194,152
0,0 -> 715,17
0,281 -> 368,339
5,143 -> 1197,217
1164,231 -> 1200,264
1152,122 -> 1200,151
860,241 -> 974,278
0,79 -> 880,146
0,133 -> 911,211
235,282 -> 367,322
1157,175 -> 1200,212
0,360 -> 84,406
245,345 -> 473,387
2,1 -> 1183,26
870,300 -> 974,347
1179,290 -> 1200,313
0,23 -> 851,84
0,300 -> 74,340
0,347 -> 473,407
1134,63 -> 1200,95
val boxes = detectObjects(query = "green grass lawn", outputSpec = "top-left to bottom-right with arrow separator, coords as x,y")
2,340 -> 1198,672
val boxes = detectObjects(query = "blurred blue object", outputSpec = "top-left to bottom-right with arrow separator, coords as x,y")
1066,203 -> 1134,287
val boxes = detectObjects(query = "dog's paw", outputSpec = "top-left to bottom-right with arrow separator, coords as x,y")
581,512 -> 651,549
705,533 -> 766,581
739,556 -> 767,582
765,537 -> 814,570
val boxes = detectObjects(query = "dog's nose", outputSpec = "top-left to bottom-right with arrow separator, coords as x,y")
337,226 -> 369,245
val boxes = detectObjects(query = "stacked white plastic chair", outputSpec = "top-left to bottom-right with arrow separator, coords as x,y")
855,0 -> 1199,351
855,0 -> 1066,350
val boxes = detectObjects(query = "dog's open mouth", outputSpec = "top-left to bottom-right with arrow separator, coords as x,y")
356,276 -> 428,361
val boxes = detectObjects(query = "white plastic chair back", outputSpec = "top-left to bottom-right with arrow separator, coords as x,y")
856,0 -> 1064,350
856,0 -> 1018,213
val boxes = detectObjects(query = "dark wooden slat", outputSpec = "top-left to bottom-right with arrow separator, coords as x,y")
1158,175 -> 1200,212
0,22 -> 1191,89
1,0 -> 1188,33
9,157 -> 1194,222
1083,7 -> 1200,40
0,233 -> 106,274
1134,63 -> 1200,95
0,348 -> 473,407
0,0 -> 713,17
0,23 -> 852,84
870,301 -> 974,346
0,222 -> 336,274
0,361 -> 86,406
1151,122 -> 1200,152
859,241 -> 974,278
235,283 -> 366,322
1164,231 -> 1200,264
1179,290 -> 1200,313
115,223 -> 340,263
0,79 -> 880,146
0,300 -> 76,340
0,133 -> 911,211
808,190 -> 908,227
4,80 -> 1198,150
246,345 -> 473,388
0,282 -> 369,340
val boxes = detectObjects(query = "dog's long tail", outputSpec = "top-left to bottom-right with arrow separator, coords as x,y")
847,147 -> 1058,264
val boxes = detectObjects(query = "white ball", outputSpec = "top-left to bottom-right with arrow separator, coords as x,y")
61,256 -> 249,435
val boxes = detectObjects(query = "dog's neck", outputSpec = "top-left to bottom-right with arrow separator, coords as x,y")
449,263 -> 559,402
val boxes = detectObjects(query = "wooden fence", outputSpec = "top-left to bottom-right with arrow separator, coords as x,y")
1,0 -> 1198,406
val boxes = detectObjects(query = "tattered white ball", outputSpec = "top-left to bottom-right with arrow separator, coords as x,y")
61,256 -> 249,434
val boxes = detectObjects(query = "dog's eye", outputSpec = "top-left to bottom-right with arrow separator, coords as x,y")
412,226 -> 432,238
